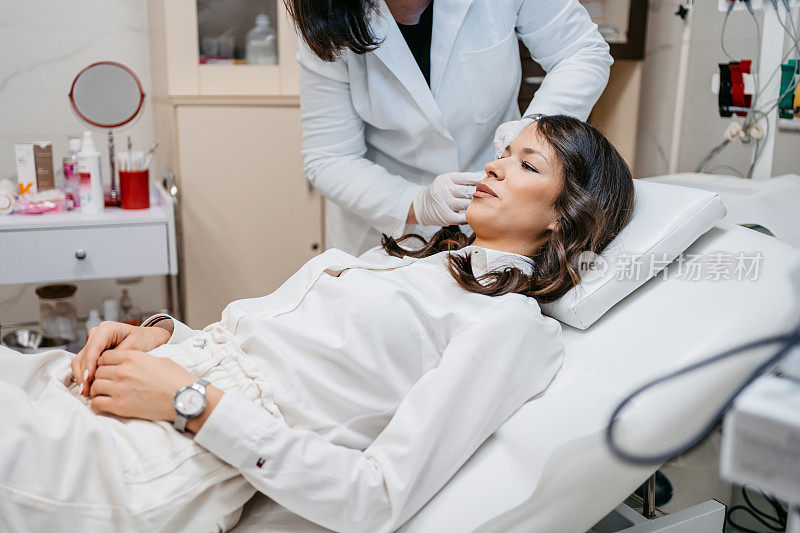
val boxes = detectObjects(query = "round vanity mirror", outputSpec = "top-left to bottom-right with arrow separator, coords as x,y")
68,61 -> 145,128
68,61 -> 146,202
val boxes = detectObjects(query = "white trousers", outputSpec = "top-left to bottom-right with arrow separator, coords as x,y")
0,325 -> 281,533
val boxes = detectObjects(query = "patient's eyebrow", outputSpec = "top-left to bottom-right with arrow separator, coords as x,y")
521,147 -> 551,166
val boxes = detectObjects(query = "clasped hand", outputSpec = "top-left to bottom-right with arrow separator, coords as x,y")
71,321 -> 196,422
86,349 -> 196,422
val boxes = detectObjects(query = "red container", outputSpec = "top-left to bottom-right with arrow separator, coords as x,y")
119,169 -> 150,209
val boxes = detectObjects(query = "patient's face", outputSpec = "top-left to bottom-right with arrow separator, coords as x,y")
466,124 -> 563,255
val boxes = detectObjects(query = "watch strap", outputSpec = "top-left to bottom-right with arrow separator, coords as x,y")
174,413 -> 188,433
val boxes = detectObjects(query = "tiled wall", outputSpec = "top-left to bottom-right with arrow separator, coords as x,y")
636,0 -> 799,178
0,1 -> 166,330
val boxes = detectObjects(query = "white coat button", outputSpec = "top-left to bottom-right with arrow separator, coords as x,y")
193,338 -> 207,349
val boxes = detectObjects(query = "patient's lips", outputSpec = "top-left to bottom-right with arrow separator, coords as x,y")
473,182 -> 498,199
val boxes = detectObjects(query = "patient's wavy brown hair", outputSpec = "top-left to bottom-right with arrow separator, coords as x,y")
381,115 -> 635,304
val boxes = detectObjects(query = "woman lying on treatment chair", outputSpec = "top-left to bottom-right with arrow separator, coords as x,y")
0,116 -> 634,533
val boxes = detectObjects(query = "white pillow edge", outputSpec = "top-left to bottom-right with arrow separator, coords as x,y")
567,193 -> 726,329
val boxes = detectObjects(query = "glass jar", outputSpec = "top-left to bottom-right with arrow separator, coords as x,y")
35,284 -> 79,347
119,288 -> 142,326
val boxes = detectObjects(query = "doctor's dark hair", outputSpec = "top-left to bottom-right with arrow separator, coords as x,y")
381,115 -> 635,304
283,0 -> 381,61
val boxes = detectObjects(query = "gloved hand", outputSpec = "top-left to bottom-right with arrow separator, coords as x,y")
492,115 -> 542,158
412,171 -> 484,226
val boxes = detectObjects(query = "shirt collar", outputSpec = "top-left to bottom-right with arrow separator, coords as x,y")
456,245 -> 535,276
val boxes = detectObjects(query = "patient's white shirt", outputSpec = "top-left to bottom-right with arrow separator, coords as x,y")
143,245 -> 564,533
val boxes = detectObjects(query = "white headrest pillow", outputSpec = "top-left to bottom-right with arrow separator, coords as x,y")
540,179 -> 727,329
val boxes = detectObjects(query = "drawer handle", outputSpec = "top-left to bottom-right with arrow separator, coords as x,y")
75,248 -> 87,260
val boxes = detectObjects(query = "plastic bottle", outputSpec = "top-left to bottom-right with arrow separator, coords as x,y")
103,297 -> 119,322
119,289 -> 142,326
85,309 -> 102,333
83,309 -> 102,346
77,131 -> 104,214
245,14 -> 277,65
62,137 -> 82,208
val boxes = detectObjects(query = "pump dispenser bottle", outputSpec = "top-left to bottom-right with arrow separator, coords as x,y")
77,131 -> 104,214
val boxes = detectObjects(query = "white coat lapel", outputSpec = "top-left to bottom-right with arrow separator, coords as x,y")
430,0 -> 474,97
370,0 -> 448,135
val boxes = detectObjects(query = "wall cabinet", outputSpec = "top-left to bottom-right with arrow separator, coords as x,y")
153,0 -> 299,96
149,0 -> 323,328
174,105 -> 322,327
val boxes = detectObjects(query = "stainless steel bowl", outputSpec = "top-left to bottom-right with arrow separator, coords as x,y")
2,328 -> 70,354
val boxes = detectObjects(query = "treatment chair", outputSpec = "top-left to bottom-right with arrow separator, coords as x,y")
232,181 -> 800,532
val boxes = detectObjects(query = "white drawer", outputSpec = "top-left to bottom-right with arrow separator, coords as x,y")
0,224 -> 169,285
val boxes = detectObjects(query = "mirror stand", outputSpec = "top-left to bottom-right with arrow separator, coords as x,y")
107,131 -> 118,201
68,61 -> 145,206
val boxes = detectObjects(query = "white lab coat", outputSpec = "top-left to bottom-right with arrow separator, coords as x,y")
298,0 -> 612,256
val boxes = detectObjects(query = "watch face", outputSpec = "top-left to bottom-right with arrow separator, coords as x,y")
175,387 -> 205,417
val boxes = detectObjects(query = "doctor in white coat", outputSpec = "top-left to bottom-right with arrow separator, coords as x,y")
290,0 -> 612,255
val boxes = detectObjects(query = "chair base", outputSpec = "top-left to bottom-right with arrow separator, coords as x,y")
589,499 -> 725,533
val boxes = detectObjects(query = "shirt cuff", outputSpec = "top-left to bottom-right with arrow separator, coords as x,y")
141,313 -> 199,345
193,389 -> 279,470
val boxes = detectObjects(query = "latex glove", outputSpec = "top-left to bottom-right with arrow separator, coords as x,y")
492,115 -> 541,158
412,171 -> 484,226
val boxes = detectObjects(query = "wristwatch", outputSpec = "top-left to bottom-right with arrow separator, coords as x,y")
173,379 -> 209,432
